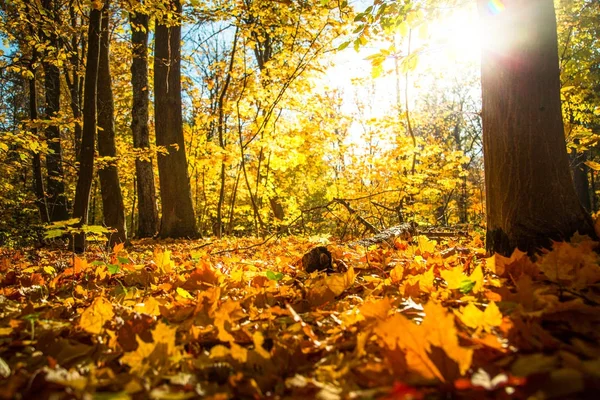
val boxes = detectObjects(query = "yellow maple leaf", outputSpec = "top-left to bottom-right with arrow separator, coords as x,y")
390,264 -> 404,283
470,264 -> 484,294
134,297 -> 162,316
483,301 -> 503,329
79,296 -> 114,335
374,314 -> 442,381
360,297 -> 392,320
441,266 -> 466,290
416,235 -> 437,254
120,337 -> 156,375
325,266 -> 355,296
154,248 -> 174,274
230,342 -> 248,362
212,300 -> 244,342
455,303 -> 483,329
120,322 -> 179,375
252,331 -> 271,359
422,301 -> 473,376
455,301 -> 502,333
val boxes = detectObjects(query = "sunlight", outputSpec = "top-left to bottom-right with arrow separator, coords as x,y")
430,7 -> 481,64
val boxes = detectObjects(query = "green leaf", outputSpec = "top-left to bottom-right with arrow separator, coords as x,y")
117,257 -> 130,265
337,41 -> 350,51
107,264 -> 120,275
44,229 -> 65,239
459,279 -> 475,294
176,287 -> 194,299
266,271 -> 284,281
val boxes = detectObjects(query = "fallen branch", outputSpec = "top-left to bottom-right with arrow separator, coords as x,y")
302,222 -> 417,272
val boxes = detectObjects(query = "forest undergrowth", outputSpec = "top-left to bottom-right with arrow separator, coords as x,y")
1,230 -> 599,399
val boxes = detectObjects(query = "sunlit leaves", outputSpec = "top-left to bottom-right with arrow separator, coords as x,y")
79,296 -> 114,335
121,322 -> 180,375
455,301 -> 502,333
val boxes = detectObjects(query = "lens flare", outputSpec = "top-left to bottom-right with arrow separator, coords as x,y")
487,0 -> 505,15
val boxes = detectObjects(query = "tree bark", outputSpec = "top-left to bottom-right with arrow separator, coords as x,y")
130,6 -> 158,238
570,141 -> 591,212
154,0 -> 197,238
64,0 -> 83,163
28,65 -> 49,223
72,6 -> 101,252
97,0 -> 127,246
41,0 -> 69,221
477,0 -> 595,256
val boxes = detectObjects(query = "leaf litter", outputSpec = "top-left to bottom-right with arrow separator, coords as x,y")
0,233 -> 600,399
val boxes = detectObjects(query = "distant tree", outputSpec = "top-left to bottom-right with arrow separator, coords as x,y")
97,0 -> 126,246
477,0 -> 595,255
130,1 -> 158,238
154,0 -> 197,238
72,4 -> 102,252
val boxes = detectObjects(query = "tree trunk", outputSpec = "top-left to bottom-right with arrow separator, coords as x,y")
72,6 -> 101,252
130,6 -> 158,238
41,0 -> 69,222
29,66 -> 49,223
570,141 -> 591,212
97,0 -> 127,247
154,0 -> 197,238
477,0 -> 595,256
65,0 -> 83,163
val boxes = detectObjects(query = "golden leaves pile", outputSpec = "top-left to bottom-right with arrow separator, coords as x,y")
0,233 -> 599,399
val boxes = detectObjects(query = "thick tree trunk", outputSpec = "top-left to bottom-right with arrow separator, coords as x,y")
130,8 -> 158,238
41,0 -> 69,221
477,0 -> 595,256
97,0 -> 127,247
72,7 -> 101,252
154,0 -> 197,238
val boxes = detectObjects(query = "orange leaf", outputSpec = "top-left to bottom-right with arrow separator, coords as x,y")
422,302 -> 473,376
79,296 -> 114,335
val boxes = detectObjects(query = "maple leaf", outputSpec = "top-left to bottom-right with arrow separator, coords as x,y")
212,299 -> 245,342
454,301 -> 502,333
360,297 -> 392,320
325,266 -> 355,296
538,240 -> 599,286
374,314 -> 443,381
422,302 -> 473,376
416,235 -> 437,255
440,266 -> 466,290
154,248 -> 174,274
120,322 -> 180,375
79,296 -> 114,335
486,248 -> 536,278
252,331 -> 271,359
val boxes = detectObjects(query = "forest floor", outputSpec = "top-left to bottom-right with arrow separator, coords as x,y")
0,231 -> 599,399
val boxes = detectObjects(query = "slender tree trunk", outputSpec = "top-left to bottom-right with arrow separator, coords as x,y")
41,0 -> 69,221
477,0 -> 595,255
29,67 -> 49,223
64,0 -> 83,162
130,6 -> 158,238
97,0 -> 127,247
154,0 -> 197,238
570,141 -> 591,212
72,6 -> 102,252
